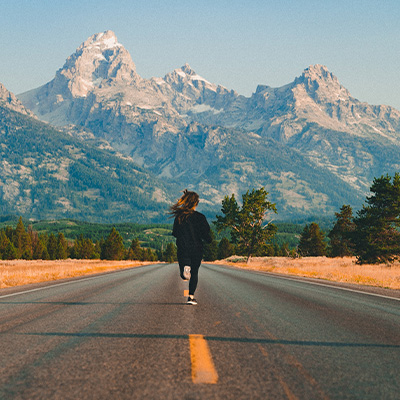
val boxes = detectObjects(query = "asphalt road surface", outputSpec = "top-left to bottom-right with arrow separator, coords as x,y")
0,263 -> 399,399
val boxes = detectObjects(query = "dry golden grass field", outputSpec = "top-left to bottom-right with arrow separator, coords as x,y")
1,257 -> 399,290
214,256 -> 400,290
0,260 -> 150,289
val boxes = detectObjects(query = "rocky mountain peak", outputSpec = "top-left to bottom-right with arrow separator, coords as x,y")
0,82 -> 17,104
164,63 -> 212,86
301,64 -> 332,81
78,30 -> 121,52
17,31 -> 143,125
0,82 -> 35,117
55,30 -> 140,98
294,64 -> 351,103
181,63 -> 194,75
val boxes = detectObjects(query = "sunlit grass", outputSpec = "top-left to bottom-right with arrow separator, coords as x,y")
0,260 -> 150,289
214,256 -> 400,289
2,257 -> 399,291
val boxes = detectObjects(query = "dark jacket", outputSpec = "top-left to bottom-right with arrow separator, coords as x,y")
172,211 -> 212,257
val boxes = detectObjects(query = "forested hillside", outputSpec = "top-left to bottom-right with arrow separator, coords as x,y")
0,106 -> 175,222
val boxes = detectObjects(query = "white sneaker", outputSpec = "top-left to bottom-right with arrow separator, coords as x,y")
183,266 -> 191,280
187,297 -> 197,305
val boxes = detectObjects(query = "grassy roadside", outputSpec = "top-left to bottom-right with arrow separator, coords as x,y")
0,260 -> 151,289
213,256 -> 400,290
1,257 -> 400,291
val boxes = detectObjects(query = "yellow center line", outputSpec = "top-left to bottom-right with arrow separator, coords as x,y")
189,334 -> 219,384
278,376 -> 300,400
257,343 -> 299,400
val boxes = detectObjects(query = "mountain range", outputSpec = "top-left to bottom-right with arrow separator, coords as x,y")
2,30 -> 400,222
0,82 -> 175,222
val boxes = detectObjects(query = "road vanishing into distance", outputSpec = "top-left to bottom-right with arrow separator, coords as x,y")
0,263 -> 399,399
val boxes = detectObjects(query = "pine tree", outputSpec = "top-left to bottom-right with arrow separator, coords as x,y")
56,233 -> 68,259
47,233 -> 58,260
143,248 -> 157,261
72,235 -> 96,259
218,238 -> 234,260
298,223 -> 327,256
101,227 -> 125,260
3,240 -> 18,260
95,239 -> 104,259
328,205 -> 355,257
0,233 -> 18,260
13,217 -> 33,259
203,230 -> 218,261
214,188 -> 277,262
33,237 -> 48,260
13,216 -> 25,256
0,232 -> 12,259
352,173 -> 400,264
127,238 -> 143,260
279,242 -> 291,257
0,231 -> 5,259
164,242 -> 177,263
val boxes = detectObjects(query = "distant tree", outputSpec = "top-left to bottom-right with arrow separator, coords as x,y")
270,243 -> 277,256
214,188 -> 277,262
278,242 -> 290,257
298,223 -> 327,256
127,238 -> 143,260
13,217 -> 32,259
47,233 -> 58,260
0,231 -> 6,259
56,233 -> 68,259
352,173 -> 400,264
94,239 -> 103,259
164,242 -> 177,263
72,235 -> 96,259
4,226 -> 13,242
218,238 -> 234,260
101,227 -> 125,260
143,247 -> 157,261
13,217 -> 25,249
33,237 -> 48,260
1,235 -> 18,260
264,243 -> 275,256
328,205 -> 355,257
203,231 -> 218,261
156,248 -> 164,262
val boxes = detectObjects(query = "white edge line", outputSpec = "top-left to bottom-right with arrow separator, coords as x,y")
0,264 -> 154,300
0,276 -> 101,299
212,264 -> 400,302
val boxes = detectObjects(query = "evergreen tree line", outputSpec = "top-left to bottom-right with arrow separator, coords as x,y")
0,214 -> 293,263
0,218 -> 159,261
2,173 -> 398,265
298,173 -> 400,264
210,176 -> 400,264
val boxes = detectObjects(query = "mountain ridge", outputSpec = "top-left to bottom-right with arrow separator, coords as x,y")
14,30 -> 400,220
0,82 -> 36,118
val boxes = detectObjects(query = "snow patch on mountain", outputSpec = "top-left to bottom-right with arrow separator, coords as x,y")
190,104 -> 222,114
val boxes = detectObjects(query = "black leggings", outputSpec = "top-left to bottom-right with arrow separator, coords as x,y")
178,255 -> 202,295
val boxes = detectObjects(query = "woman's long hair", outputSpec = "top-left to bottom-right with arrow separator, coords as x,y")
170,189 -> 199,223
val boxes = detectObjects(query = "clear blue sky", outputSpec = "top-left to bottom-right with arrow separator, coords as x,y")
1,0 -> 400,108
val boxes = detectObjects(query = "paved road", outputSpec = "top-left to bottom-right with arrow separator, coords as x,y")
0,263 -> 399,399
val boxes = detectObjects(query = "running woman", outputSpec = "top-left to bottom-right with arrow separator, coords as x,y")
170,190 -> 212,305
